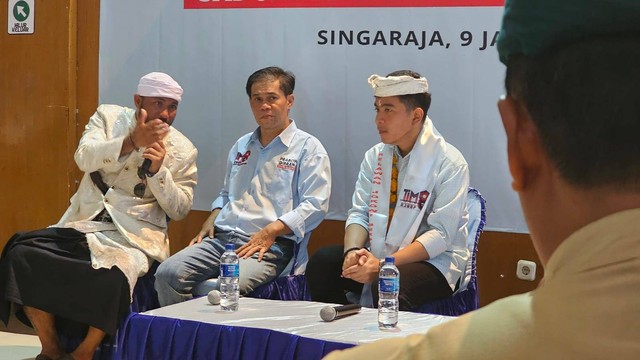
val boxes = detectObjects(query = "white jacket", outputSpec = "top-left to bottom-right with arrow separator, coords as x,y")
56,104 -> 198,262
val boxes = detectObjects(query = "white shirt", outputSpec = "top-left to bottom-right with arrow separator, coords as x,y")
212,120 -> 331,273
347,142 -> 469,290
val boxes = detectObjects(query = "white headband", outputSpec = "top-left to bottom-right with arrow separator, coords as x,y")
137,72 -> 183,102
368,74 -> 429,97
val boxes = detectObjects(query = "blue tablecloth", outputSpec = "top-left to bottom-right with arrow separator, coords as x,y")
116,313 -> 353,360
114,297 -> 454,360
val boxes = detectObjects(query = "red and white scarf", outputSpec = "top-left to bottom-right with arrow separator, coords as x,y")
360,118 -> 445,306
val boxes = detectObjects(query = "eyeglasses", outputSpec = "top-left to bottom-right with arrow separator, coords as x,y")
134,165 -> 147,198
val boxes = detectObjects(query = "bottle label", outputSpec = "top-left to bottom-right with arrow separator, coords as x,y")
221,263 -> 239,277
379,277 -> 398,292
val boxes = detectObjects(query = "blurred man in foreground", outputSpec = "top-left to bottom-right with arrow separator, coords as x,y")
325,0 -> 640,358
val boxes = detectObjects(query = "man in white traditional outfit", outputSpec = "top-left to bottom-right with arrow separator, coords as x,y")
0,72 -> 197,360
306,70 -> 470,310
323,0 -> 640,359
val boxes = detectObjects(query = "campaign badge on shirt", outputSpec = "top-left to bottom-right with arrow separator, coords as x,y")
277,157 -> 297,171
399,189 -> 430,210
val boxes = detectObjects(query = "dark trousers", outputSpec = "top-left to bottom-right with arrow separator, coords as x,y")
306,244 -> 453,310
0,228 -> 130,336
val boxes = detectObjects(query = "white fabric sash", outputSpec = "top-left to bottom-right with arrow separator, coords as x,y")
361,117 -> 445,306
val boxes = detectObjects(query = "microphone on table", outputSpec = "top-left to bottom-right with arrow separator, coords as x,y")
207,290 -> 221,305
320,303 -> 362,322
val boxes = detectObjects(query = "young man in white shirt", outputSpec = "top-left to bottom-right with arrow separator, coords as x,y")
307,70 -> 469,310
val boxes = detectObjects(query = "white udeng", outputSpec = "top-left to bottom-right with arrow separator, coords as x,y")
368,74 -> 429,97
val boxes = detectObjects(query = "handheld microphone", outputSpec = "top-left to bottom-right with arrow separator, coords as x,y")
319,303 -> 362,322
207,290 -> 221,305
138,158 -> 152,179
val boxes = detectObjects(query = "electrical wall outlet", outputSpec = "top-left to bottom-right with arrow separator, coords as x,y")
516,260 -> 537,281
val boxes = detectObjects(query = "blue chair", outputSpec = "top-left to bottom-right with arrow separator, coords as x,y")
411,187 -> 487,316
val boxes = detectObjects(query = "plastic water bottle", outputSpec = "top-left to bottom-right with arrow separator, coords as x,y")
378,256 -> 399,328
219,243 -> 239,311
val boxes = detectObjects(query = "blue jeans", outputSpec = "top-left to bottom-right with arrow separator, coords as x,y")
154,229 -> 294,306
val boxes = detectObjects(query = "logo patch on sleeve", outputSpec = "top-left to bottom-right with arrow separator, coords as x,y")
233,150 -> 251,166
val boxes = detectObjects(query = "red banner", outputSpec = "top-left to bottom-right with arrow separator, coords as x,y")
185,0 -> 504,9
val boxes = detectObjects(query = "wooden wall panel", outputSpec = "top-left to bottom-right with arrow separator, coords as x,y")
167,210 -> 211,255
0,0 -> 99,249
75,0 -> 101,190
476,231 -> 543,306
0,0 -> 75,247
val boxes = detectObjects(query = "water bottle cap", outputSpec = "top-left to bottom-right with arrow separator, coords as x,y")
225,243 -> 235,251
384,256 -> 395,264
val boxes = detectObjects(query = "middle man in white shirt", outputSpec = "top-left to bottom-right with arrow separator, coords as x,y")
155,66 -> 332,306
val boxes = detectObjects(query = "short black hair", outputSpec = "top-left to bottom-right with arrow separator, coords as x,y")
505,34 -> 640,191
245,66 -> 296,97
386,70 -> 431,122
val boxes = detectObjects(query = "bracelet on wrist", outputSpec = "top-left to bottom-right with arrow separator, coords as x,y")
342,247 -> 362,260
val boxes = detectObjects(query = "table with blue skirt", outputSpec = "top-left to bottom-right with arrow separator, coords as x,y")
115,297 -> 455,360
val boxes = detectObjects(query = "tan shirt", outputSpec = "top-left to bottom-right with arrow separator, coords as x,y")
325,208 -> 640,360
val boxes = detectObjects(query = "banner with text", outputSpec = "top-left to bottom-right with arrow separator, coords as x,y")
184,0 -> 504,9
100,0 -> 526,232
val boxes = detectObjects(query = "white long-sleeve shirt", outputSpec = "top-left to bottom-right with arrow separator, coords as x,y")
347,142 -> 469,290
